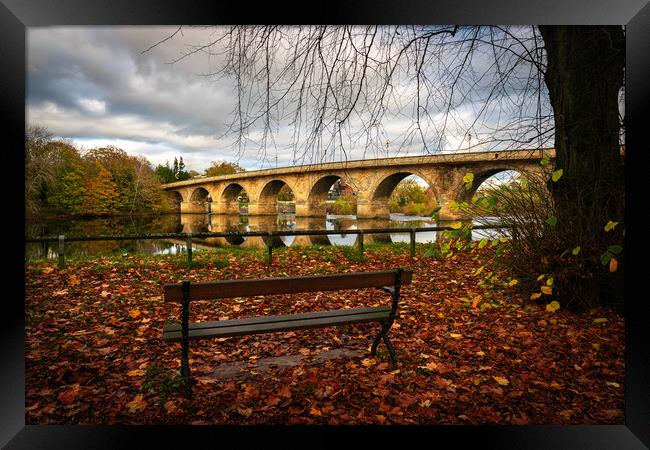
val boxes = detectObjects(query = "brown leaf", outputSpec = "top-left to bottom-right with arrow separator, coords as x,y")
164,400 -> 178,414
57,384 -> 80,405
127,394 -> 147,413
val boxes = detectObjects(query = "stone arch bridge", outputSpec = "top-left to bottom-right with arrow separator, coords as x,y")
161,148 -> 554,220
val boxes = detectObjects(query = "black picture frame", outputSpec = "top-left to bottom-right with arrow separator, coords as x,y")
2,0 -> 648,448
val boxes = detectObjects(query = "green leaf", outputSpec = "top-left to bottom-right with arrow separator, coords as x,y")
600,251 -> 612,266
478,238 -> 488,249
450,222 -> 463,230
520,178 -> 528,189
604,221 -> 618,232
607,245 -> 623,255
463,173 -> 474,184
464,180 -> 473,191
551,169 -> 564,182
572,246 -> 581,255
540,157 -> 550,166
546,216 -> 557,226
448,201 -> 458,211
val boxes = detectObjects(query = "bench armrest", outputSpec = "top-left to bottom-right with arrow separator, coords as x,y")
377,286 -> 395,295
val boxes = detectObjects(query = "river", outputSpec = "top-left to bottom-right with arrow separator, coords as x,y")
25,213 -> 505,260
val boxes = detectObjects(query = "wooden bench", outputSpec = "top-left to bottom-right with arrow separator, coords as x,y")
162,268 -> 413,398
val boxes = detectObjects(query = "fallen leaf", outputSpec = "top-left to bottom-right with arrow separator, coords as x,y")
164,400 -> 178,414
129,309 -> 141,319
417,362 -> 438,372
493,376 -> 510,386
57,384 -> 80,405
361,358 -> 376,367
127,394 -> 147,413
546,301 -> 560,313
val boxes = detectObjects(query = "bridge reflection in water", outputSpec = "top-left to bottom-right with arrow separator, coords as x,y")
25,212 -> 505,259
176,213 -> 441,249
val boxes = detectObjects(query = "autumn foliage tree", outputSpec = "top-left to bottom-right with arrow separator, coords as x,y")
204,160 -> 246,177
81,161 -> 120,215
25,127 -> 172,216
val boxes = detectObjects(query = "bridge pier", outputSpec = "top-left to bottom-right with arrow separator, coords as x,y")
356,200 -> 390,219
180,201 -> 209,214
436,199 -> 466,222
212,200 -> 241,215
294,201 -> 311,217
248,201 -> 278,216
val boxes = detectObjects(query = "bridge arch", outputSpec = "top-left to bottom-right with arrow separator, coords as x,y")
363,171 -> 438,219
165,190 -> 184,212
256,179 -> 296,215
220,183 -> 249,215
179,187 -> 212,214
459,167 -> 525,203
307,174 -> 356,217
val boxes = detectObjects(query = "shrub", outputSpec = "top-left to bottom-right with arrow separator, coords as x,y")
463,168 -> 623,311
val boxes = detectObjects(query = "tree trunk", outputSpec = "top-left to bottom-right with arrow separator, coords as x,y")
538,26 -> 625,309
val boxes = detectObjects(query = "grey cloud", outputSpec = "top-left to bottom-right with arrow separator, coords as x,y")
26,25 -> 558,173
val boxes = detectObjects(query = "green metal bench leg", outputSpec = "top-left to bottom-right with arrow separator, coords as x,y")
370,321 -> 397,368
382,334 -> 397,369
370,322 -> 388,356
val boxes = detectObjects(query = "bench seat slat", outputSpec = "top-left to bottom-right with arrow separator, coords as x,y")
162,309 -> 391,342
164,270 -> 413,302
163,306 -> 390,333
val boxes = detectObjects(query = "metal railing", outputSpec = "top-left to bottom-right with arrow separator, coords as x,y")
25,224 -> 507,269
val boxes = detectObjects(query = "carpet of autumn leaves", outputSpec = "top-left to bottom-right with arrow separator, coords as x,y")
25,243 -> 624,425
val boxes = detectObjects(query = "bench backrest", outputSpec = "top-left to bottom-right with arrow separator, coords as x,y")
164,269 -> 413,303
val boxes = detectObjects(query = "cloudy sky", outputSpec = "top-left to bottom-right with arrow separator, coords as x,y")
27,26 -> 551,173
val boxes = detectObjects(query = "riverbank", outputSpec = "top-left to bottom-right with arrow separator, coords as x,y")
25,244 -> 624,425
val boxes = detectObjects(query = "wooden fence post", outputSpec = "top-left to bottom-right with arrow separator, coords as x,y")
186,232 -> 193,268
358,231 -> 364,259
58,235 -> 65,269
267,232 -> 273,266
410,229 -> 416,258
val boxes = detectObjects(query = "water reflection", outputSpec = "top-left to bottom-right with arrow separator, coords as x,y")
25,213 -> 507,259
